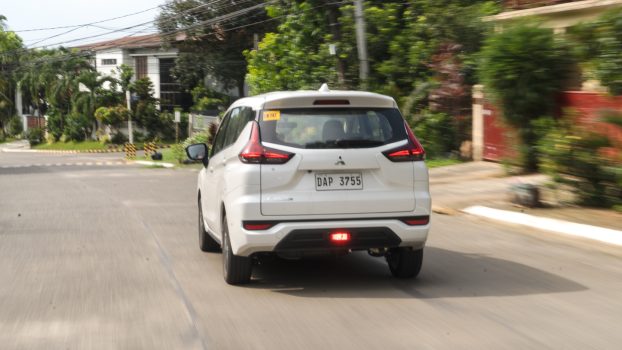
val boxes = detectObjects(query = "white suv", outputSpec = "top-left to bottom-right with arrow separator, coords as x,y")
186,85 -> 431,284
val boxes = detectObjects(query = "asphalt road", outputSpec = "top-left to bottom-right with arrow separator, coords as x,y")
1,152 -> 621,349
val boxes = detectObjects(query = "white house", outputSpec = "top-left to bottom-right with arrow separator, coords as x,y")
74,33 -> 190,111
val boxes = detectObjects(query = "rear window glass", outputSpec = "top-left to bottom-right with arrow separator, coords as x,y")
259,108 -> 407,149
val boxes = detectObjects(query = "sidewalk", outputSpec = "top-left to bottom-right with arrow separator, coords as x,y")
429,161 -> 622,246
0,139 -> 30,152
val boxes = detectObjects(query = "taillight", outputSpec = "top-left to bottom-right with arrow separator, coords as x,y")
243,221 -> 277,230
239,122 -> 294,164
383,121 -> 425,162
400,216 -> 430,226
329,231 -> 351,244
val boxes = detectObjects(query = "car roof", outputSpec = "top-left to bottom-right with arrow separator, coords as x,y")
229,86 -> 398,111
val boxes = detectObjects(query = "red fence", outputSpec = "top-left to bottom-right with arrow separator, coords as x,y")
482,91 -> 622,162
483,102 -> 516,161
26,116 -> 46,129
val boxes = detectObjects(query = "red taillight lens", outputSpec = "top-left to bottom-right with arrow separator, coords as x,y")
239,122 -> 294,164
243,222 -> 277,231
383,121 -> 425,162
400,216 -> 430,226
329,231 -> 351,244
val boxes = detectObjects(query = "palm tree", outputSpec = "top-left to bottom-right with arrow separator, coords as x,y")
0,15 -> 24,137
72,70 -> 118,136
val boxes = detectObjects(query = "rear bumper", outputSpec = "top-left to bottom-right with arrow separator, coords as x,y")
223,186 -> 431,256
230,218 -> 430,256
275,227 -> 402,252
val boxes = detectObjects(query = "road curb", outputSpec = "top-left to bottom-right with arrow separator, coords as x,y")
463,205 -> 622,246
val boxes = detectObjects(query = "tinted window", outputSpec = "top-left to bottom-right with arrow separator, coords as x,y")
210,111 -> 232,156
259,108 -> 406,149
223,107 -> 255,148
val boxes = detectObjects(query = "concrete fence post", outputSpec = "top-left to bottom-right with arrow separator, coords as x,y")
472,84 -> 484,161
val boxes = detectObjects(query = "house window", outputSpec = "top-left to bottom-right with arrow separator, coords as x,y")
101,58 -> 117,65
135,56 -> 147,79
159,57 -> 191,111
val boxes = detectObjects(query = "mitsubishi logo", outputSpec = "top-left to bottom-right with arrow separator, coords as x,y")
335,156 -> 346,166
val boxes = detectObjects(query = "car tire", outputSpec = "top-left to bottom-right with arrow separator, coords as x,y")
222,216 -> 252,285
198,199 -> 220,252
386,247 -> 423,279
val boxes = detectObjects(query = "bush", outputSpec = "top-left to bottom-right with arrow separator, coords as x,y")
539,116 -> 622,208
94,105 -> 128,131
64,113 -> 91,141
568,8 -> 622,95
27,127 -> 44,146
132,130 -> 145,143
183,130 -> 210,149
480,22 -> 573,171
111,132 -> 128,145
413,111 -> 457,159
190,86 -> 229,113
171,143 -> 186,164
8,116 -> 23,137
46,110 -> 64,142
158,111 -> 189,141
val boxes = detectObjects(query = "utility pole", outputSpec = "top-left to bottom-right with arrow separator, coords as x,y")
326,3 -> 346,87
354,0 -> 369,90
126,90 -> 133,144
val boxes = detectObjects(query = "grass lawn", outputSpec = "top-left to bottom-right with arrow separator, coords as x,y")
158,148 -> 178,163
425,158 -> 463,168
147,148 -> 203,169
0,137 -> 16,144
33,140 -> 177,152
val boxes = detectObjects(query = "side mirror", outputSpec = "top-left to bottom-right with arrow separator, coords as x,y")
186,143 -> 209,167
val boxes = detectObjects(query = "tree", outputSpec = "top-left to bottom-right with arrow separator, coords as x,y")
246,1 -> 495,103
131,77 -> 160,138
95,105 -> 129,133
0,15 -> 23,138
569,7 -> 622,95
157,0 -> 273,97
245,1 -> 340,94
480,23 -> 573,171
16,48 -> 95,139
72,70 -> 118,135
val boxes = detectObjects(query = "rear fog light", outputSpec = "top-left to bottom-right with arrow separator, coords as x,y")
329,231 -> 351,244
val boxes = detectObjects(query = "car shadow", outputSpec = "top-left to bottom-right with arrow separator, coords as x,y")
247,247 -> 587,299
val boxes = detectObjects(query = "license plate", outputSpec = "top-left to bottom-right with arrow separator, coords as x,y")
315,173 -> 363,191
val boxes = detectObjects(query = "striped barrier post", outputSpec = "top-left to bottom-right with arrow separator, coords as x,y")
124,143 -> 136,160
144,141 -> 157,159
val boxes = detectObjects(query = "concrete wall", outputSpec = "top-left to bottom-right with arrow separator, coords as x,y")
487,0 -> 622,33
93,47 -> 179,100
95,49 -> 125,85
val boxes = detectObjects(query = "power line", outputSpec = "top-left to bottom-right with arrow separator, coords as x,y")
8,5 -> 162,33
9,1 -> 266,68
2,0 -> 234,54
11,0 -> 349,70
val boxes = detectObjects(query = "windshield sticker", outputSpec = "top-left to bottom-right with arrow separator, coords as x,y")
263,110 -> 281,121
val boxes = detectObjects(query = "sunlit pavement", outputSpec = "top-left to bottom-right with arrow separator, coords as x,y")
1,152 -> 621,349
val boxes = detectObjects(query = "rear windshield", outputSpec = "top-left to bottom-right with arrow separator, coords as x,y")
258,108 -> 407,149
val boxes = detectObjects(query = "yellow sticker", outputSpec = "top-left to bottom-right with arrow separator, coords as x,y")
263,110 -> 281,121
